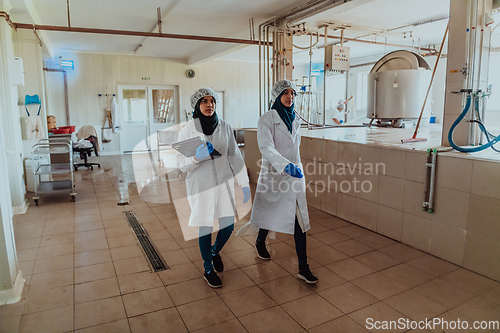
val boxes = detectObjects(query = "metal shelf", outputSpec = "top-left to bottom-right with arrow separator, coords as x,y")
33,146 -> 71,154
35,164 -> 72,175
31,139 -> 76,205
36,180 -> 73,194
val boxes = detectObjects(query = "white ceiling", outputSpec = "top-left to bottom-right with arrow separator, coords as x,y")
6,0 -> 500,65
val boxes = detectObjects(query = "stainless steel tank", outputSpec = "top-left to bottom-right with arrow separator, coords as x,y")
367,50 -> 432,123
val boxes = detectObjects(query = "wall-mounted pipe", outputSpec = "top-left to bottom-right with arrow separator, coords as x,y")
0,11 -> 15,29
308,33 -> 313,129
259,24 -> 262,116
267,25 -> 271,108
273,28 -> 277,83
323,26 -> 327,126
256,0 -> 352,111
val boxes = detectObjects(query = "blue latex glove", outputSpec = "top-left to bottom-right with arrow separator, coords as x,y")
206,142 -> 214,154
195,143 -> 212,160
242,187 -> 251,203
284,163 -> 303,178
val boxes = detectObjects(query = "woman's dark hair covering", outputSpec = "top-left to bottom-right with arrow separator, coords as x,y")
191,88 -> 219,135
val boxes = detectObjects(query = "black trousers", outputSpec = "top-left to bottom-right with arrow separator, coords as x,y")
257,216 -> 307,267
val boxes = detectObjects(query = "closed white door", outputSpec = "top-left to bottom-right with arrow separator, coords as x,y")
120,87 -> 150,153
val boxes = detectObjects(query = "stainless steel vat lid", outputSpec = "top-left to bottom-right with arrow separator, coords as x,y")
370,50 -> 430,73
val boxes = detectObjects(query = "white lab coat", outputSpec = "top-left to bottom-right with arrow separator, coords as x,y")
177,118 -> 249,227
249,109 -> 310,235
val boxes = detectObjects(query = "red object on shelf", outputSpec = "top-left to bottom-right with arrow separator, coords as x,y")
52,128 -> 71,134
58,126 -> 76,133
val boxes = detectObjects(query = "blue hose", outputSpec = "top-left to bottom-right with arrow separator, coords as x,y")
448,95 -> 500,152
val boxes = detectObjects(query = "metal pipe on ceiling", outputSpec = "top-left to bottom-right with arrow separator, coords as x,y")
9,22 -> 265,46
317,33 -> 434,52
349,50 -> 446,69
66,0 -> 71,28
134,1 -> 181,53
157,7 -> 162,35
262,0 -> 350,26
0,11 -> 15,29
32,26 -> 43,47
353,16 -> 448,41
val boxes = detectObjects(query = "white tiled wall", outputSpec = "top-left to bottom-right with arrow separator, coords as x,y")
244,129 -> 500,282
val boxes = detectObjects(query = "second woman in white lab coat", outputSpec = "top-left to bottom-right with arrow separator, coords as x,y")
249,79 -> 318,284
177,87 -> 250,288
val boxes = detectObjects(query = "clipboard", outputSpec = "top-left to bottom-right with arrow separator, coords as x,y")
172,137 -> 221,160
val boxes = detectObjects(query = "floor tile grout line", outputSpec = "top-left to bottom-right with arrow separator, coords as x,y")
11,154 -> 500,332
210,292 -> 251,333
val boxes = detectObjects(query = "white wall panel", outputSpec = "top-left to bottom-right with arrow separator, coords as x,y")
42,53 -> 259,153
1,14 -> 27,211
16,30 -> 48,158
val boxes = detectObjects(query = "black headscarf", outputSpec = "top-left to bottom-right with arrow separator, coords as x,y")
271,90 -> 295,133
192,97 -> 219,136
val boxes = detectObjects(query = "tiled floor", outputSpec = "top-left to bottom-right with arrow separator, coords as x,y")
1,153 -> 499,333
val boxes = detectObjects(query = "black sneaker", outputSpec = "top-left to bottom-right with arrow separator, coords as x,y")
212,253 -> 224,273
297,265 -> 318,284
203,271 -> 222,288
255,242 -> 271,260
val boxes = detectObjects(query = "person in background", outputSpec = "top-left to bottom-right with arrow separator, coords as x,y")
332,94 -> 354,125
176,87 -> 251,288
246,79 -> 318,284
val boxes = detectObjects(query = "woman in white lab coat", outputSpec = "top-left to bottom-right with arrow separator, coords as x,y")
177,87 -> 250,288
250,79 -> 318,284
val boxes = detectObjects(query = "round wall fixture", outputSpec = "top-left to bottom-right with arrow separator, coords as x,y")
185,69 -> 195,78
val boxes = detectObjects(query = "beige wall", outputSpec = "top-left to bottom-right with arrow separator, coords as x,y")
41,52 -> 260,153
244,130 -> 500,282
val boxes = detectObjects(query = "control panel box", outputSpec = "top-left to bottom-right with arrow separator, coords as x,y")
325,45 -> 350,71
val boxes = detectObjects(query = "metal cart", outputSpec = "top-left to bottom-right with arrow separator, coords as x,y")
31,138 -> 76,205
157,130 -> 178,166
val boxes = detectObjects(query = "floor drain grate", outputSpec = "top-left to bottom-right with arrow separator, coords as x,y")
124,211 -> 168,272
